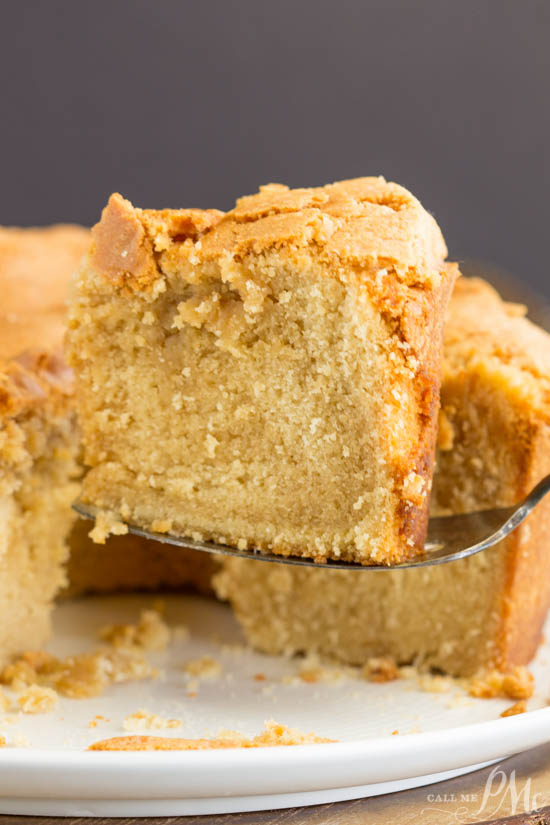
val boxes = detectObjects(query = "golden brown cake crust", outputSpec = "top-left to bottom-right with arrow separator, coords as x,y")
89,178 -> 447,295
90,195 -> 223,293
393,264 -> 457,549
498,425 -> 550,669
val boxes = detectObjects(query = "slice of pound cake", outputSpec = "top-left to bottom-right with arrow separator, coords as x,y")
67,178 -> 456,565
214,278 -> 550,676
0,226 -> 88,665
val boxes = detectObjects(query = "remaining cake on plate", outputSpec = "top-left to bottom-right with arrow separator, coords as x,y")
0,225 -> 216,667
214,278 -> 550,676
0,226 -> 88,665
67,178 -> 456,565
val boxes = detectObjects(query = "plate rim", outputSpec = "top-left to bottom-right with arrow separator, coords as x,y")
0,707 -> 549,800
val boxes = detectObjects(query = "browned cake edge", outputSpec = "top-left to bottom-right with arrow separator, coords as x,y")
392,263 -> 458,553
497,424 -> 550,669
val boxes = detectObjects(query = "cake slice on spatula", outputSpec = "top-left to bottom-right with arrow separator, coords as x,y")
68,178 -> 456,565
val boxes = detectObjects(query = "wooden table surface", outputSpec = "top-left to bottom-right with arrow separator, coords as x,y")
4,741 -> 550,825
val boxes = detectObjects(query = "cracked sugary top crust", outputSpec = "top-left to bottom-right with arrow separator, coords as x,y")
0,225 -> 90,417
89,177 -> 448,293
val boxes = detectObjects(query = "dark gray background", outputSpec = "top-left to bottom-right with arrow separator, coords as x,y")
1,0 -> 548,292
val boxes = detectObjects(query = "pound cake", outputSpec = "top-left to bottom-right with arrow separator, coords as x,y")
214,278 -> 550,676
0,224 -> 215,622
67,178 -> 456,565
0,226 -> 87,665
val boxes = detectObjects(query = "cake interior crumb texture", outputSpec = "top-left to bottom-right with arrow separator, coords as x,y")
68,178 -> 457,564
214,278 -> 550,676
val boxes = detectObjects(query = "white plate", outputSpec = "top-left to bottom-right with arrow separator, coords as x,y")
1,593 -> 550,817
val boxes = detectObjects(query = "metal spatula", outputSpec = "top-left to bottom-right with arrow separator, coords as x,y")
73,472 -> 550,570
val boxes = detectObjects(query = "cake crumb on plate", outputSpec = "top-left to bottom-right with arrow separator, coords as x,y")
17,685 -> 59,714
501,700 -> 527,717
99,608 -> 171,651
363,657 -> 401,683
123,708 -> 182,731
468,667 -> 534,700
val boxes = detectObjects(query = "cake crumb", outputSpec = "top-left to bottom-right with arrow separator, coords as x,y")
468,667 -> 534,700
89,510 -> 129,544
363,657 -> 400,683
53,650 -> 156,698
123,708 -> 182,732
2,647 -> 157,700
501,700 -> 527,717
99,609 -> 171,652
1,652 -> 56,690
0,735 -> 5,747
183,656 -> 222,680
17,684 -> 59,714
254,673 -> 266,681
